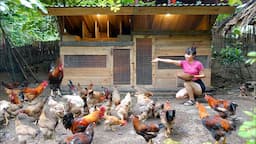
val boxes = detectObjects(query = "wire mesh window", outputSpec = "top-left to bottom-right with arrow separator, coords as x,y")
64,55 -> 107,68
158,55 -> 209,69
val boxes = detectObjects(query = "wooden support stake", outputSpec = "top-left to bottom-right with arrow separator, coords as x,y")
11,48 -> 28,80
13,48 -> 39,83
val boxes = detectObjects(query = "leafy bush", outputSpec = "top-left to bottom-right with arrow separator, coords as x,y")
238,109 -> 256,144
219,47 -> 245,65
246,51 -> 256,65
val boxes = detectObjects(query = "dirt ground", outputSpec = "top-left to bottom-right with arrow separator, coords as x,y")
0,72 -> 255,144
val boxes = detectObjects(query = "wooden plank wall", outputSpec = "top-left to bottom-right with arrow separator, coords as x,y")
152,35 -> 211,88
60,46 -> 132,86
60,34 -> 212,89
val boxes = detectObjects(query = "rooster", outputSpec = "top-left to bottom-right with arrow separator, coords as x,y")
103,114 -> 127,131
160,100 -> 176,137
21,81 -> 48,102
131,115 -> 164,144
48,58 -> 64,96
63,123 -> 94,144
196,102 -> 236,144
62,106 -> 106,134
204,94 -> 238,119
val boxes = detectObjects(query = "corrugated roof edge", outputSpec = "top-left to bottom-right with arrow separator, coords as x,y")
47,3 -> 231,8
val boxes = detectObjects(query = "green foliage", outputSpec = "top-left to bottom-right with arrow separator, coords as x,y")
217,47 -> 245,66
246,51 -> 256,65
238,109 -> 256,144
216,14 -> 231,24
0,0 -> 59,47
228,0 -> 242,6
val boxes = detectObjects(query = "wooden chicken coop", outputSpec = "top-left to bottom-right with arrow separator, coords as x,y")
47,1 -> 235,90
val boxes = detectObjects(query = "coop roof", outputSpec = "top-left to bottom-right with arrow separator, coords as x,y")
47,3 -> 235,16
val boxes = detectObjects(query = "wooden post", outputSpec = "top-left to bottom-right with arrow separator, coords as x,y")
82,21 -> 85,39
119,20 -> 122,35
95,20 -> 99,38
107,20 -> 110,38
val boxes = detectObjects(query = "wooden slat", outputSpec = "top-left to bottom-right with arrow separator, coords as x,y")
156,49 -> 211,56
47,6 -> 235,16
64,68 -> 111,76
62,77 -> 112,85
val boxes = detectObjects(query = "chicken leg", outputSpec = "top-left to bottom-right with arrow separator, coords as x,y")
147,139 -> 153,144
222,137 -> 226,144
4,111 -> 9,125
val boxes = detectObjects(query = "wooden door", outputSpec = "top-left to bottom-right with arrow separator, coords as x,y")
113,49 -> 130,85
136,38 -> 152,85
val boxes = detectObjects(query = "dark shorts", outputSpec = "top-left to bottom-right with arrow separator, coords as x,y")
193,79 -> 206,93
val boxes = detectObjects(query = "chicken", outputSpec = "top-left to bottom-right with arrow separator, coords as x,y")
63,123 -> 94,144
19,96 -> 48,123
48,58 -> 64,96
38,96 -> 65,139
21,81 -> 48,102
2,81 -> 21,89
76,83 -> 90,114
111,86 -> 121,106
68,80 -> 77,95
160,100 -> 176,137
3,84 -> 23,104
15,113 -> 40,144
115,92 -> 132,120
204,94 -> 238,119
103,114 -> 127,131
62,94 -> 85,117
7,90 -> 22,105
196,102 -> 236,144
134,92 -> 155,121
86,86 -> 110,113
131,115 -> 164,144
62,106 -> 106,134
0,100 -> 21,125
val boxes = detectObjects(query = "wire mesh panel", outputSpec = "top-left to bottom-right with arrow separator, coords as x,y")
113,49 -> 130,85
136,38 -> 152,85
64,55 -> 107,68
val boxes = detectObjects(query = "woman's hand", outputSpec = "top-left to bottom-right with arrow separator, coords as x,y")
152,58 -> 159,63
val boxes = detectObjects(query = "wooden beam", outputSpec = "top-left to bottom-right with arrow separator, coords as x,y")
107,20 -> 109,38
47,6 -> 235,16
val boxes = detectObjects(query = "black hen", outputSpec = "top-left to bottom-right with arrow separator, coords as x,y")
160,100 -> 175,137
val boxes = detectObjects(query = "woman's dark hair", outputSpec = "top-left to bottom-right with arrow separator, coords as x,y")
185,47 -> 197,56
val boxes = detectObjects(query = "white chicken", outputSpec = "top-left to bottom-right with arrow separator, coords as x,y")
115,92 -> 132,120
62,94 -> 85,117
15,113 -> 40,144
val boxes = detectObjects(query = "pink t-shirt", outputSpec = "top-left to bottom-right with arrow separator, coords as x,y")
180,60 -> 204,80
